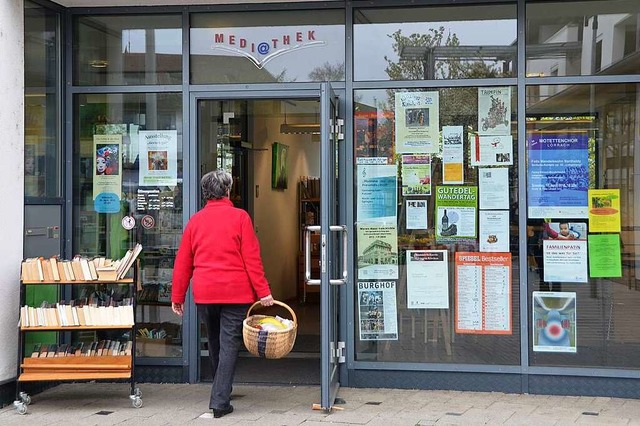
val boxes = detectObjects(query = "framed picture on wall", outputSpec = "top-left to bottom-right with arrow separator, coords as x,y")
271,142 -> 289,190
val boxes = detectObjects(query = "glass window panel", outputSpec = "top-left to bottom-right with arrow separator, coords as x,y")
354,5 -> 517,81
73,14 -> 182,86
190,10 -> 345,84
526,83 -> 640,368
72,93 -> 183,357
353,87 -> 520,364
526,0 -> 640,77
25,1 -> 61,198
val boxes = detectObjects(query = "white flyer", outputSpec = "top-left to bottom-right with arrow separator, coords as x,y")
471,135 -> 513,166
138,130 -> 178,187
406,250 -> 449,309
479,210 -> 510,252
479,167 -> 510,210
406,200 -> 428,230
442,126 -> 464,184
543,240 -> 588,283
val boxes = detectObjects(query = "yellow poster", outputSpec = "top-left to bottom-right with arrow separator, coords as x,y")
588,189 -> 620,232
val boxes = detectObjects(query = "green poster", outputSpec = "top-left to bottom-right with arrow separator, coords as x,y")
435,186 -> 478,241
588,234 -> 622,278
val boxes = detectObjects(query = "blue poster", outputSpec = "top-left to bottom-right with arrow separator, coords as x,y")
356,160 -> 397,223
527,133 -> 589,218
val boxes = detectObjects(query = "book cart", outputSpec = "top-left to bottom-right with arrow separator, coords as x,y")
13,261 -> 142,414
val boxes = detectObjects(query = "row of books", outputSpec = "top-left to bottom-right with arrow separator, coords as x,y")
29,341 -> 133,358
21,243 -> 143,282
20,302 -> 134,328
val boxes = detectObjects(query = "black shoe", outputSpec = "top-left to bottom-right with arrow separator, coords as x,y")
213,405 -> 233,418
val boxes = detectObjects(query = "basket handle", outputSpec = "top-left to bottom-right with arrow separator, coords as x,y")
246,300 -> 297,324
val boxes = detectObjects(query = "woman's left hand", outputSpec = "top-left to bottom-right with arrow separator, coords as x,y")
260,294 -> 274,306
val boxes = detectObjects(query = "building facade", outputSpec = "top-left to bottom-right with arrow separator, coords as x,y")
2,0 -> 640,406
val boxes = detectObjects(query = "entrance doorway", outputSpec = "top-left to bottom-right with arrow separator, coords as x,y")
196,97 -> 322,385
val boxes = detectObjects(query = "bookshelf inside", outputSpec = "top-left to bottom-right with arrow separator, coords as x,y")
298,179 -> 321,302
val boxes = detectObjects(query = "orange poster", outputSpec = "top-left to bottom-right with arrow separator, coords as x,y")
455,252 -> 512,335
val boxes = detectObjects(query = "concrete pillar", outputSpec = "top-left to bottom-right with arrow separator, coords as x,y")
0,0 -> 24,381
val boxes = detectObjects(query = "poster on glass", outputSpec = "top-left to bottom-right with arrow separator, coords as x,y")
527,132 -> 589,218
406,250 -> 449,309
532,291 -> 577,353
395,91 -> 440,154
435,186 -> 478,241
401,154 -> 431,196
139,130 -> 178,187
356,159 -> 398,223
442,126 -> 464,185
357,224 -> 399,280
478,87 -> 511,135
93,135 -> 123,214
358,281 -> 398,341
542,223 -> 588,283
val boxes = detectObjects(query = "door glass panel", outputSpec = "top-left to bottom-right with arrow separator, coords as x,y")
527,83 -> 640,368
526,0 -> 640,77
72,92 -> 184,358
196,98 -> 322,383
353,87 -> 520,365
73,14 -> 182,86
354,4 -> 517,81
25,1 -> 61,198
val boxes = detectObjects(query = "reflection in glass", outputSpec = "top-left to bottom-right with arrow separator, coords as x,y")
190,11 -> 345,84
354,5 -> 517,81
25,1 -> 61,198
73,93 -> 183,357
74,14 -> 182,86
353,87 -> 520,364
526,0 -> 640,77
527,83 -> 640,368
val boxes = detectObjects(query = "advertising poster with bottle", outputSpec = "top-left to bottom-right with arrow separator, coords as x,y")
435,186 -> 478,242
356,224 -> 399,280
527,132 -> 589,218
442,126 -> 464,184
532,291 -> 577,353
357,281 -> 398,341
394,91 -> 440,154
478,87 -> 511,136
406,250 -> 449,309
455,252 -> 512,334
93,135 -> 123,214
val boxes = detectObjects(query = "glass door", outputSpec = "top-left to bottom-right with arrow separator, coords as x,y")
319,83 -> 345,409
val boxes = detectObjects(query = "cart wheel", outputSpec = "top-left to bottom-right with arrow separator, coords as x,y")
132,397 -> 143,408
20,392 -> 31,405
14,402 -> 27,415
134,387 -> 142,397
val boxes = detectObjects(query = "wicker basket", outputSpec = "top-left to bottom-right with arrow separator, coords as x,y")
242,300 -> 298,359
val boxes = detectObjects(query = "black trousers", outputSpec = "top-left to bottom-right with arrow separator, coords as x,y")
197,303 -> 250,410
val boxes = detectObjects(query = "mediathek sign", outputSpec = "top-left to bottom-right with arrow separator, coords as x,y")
211,30 -> 326,69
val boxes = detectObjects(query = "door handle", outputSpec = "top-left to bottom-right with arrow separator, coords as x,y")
329,225 -> 348,286
304,225 -> 348,286
304,226 -> 321,285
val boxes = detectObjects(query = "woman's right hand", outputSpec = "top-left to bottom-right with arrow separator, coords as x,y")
260,294 -> 274,306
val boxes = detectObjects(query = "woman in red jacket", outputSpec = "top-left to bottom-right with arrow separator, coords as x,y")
171,169 -> 274,418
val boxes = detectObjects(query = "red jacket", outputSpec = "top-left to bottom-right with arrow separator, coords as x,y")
171,198 -> 271,304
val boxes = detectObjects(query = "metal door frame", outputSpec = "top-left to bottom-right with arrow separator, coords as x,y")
187,88 -> 348,404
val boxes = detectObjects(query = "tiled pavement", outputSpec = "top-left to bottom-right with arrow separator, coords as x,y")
2,382 -> 640,425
